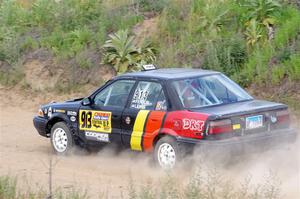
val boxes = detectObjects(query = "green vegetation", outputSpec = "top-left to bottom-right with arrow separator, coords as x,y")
0,0 -> 143,87
0,175 -> 88,199
153,0 -> 300,87
0,0 -> 299,101
103,29 -> 157,73
0,176 -> 17,199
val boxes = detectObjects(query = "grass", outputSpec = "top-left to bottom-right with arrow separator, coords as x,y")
0,175 -> 89,199
0,166 -> 283,199
129,167 -> 282,199
0,176 -> 17,199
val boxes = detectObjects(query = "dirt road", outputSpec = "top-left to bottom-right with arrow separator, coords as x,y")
0,88 -> 299,198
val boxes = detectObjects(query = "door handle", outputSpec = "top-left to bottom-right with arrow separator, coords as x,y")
150,118 -> 159,122
112,115 -> 119,119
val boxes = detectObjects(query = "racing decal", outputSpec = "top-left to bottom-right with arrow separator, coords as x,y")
130,110 -> 150,151
143,111 -> 166,151
67,111 -> 77,116
182,118 -> 204,131
85,131 -> 109,142
130,89 -> 151,109
48,107 -> 52,118
54,109 -> 65,113
163,111 -> 210,139
79,110 -> 112,133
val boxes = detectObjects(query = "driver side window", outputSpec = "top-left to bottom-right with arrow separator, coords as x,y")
94,80 -> 135,108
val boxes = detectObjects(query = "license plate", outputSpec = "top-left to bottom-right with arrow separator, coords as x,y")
245,115 -> 263,129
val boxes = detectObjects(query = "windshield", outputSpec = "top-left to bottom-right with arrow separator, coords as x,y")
171,74 -> 253,109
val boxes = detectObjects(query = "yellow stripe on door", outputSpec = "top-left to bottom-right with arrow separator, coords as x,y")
130,110 -> 149,151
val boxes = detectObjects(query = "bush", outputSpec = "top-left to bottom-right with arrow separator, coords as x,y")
203,36 -> 247,76
103,29 -> 157,73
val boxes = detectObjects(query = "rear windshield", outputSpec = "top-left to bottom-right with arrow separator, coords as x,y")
171,74 -> 253,109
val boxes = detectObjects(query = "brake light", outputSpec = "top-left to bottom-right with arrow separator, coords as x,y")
276,109 -> 290,123
208,119 -> 232,134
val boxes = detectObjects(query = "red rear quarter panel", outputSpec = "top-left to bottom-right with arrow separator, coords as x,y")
162,111 -> 210,139
142,110 -> 209,152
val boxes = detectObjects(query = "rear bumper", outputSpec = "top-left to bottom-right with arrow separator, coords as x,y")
177,128 -> 297,152
33,116 -> 48,137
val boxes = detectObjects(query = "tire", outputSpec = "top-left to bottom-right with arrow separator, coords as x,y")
154,136 -> 180,169
50,122 -> 74,155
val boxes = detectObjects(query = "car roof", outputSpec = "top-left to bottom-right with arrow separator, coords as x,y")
117,68 -> 220,80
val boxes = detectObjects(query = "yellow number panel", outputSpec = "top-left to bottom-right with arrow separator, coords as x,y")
79,110 -> 112,133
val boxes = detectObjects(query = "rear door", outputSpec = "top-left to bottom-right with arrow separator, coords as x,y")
121,80 -> 168,151
79,79 -> 136,144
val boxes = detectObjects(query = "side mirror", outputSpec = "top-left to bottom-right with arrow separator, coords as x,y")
82,97 -> 91,106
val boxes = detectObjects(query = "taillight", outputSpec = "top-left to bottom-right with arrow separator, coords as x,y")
276,109 -> 290,123
208,119 -> 232,134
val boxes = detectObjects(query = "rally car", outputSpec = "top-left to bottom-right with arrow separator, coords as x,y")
33,66 -> 297,169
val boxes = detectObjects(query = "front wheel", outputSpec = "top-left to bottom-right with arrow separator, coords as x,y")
154,136 -> 179,169
50,122 -> 74,155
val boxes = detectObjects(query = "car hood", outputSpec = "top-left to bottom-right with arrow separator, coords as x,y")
192,100 -> 287,119
42,97 -> 83,109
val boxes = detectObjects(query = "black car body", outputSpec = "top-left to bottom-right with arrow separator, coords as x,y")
33,68 -> 297,168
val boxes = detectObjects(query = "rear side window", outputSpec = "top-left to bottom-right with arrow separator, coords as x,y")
155,90 -> 167,111
130,81 -> 166,110
171,74 -> 252,108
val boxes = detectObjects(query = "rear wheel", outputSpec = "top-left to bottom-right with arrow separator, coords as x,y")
154,136 -> 179,169
50,122 -> 73,155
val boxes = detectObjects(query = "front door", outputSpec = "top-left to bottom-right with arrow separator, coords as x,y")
79,79 -> 136,144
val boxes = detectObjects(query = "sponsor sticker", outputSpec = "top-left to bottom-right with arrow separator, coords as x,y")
67,111 -> 77,116
48,107 -> 52,117
79,110 -> 112,133
182,118 -> 204,132
232,124 -> 241,130
85,131 -> 109,142
54,109 -> 65,113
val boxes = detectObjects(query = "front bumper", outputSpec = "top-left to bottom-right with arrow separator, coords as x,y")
177,128 -> 297,153
33,116 -> 48,137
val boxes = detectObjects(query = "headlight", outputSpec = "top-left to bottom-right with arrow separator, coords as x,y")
38,108 -> 44,117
